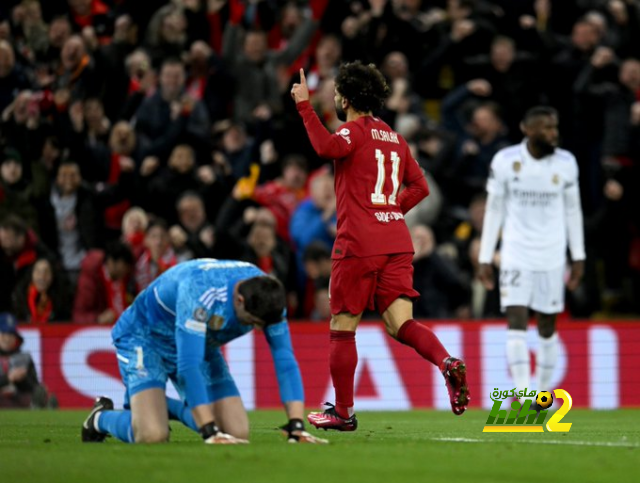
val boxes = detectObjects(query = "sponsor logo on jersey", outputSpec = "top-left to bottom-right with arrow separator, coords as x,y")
374,211 -> 405,223
512,161 -> 522,173
552,174 -> 560,185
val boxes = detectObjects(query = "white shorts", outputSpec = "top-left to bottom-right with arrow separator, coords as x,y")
499,266 -> 565,314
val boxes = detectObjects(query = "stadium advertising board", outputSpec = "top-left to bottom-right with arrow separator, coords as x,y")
18,322 -> 640,409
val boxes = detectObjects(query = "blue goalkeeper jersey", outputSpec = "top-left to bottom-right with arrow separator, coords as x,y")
112,259 -> 303,406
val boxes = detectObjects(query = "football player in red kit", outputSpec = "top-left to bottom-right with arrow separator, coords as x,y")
291,62 -> 469,431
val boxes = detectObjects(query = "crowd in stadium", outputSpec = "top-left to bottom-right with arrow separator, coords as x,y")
0,0 -> 639,324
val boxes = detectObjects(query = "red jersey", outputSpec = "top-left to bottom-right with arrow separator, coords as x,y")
297,101 -> 429,259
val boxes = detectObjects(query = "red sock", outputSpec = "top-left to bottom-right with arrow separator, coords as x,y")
397,320 -> 450,372
330,330 -> 357,419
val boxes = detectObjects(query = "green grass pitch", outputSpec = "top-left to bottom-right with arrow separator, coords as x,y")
1,409 -> 638,483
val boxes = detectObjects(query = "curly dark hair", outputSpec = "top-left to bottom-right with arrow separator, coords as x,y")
335,61 -> 391,113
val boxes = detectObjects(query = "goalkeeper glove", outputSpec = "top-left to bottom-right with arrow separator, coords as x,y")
280,419 -> 329,444
199,422 -> 248,444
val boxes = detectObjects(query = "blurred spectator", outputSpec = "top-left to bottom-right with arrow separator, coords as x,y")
135,218 -> 176,291
240,217 -> 295,296
1,89 -> 50,169
121,206 -> 148,260
113,48 -> 156,122
465,36 -> 543,139
0,148 -> 38,230
52,34 -> 100,101
411,224 -> 469,318
13,258 -> 71,323
144,144 -> 203,225
305,33 -> 342,96
252,153 -> 309,242
36,160 -> 99,283
36,15 -> 72,68
222,0 -> 319,126
0,39 -> 31,113
184,40 -> 234,125
0,312 -> 56,408
310,275 -> 331,321
67,0 -> 115,45
441,80 -> 509,206
72,241 -> 135,324
145,4 -> 187,68
0,215 -> 54,313
134,58 -> 210,163
290,171 -> 336,286
170,191 -> 237,261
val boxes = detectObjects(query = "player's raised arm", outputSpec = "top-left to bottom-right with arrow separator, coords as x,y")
264,320 -> 328,444
294,68 -> 356,159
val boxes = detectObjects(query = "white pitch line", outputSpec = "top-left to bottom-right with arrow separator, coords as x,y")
432,437 -> 639,448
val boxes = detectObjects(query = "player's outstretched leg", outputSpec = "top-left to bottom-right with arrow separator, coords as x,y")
396,320 -> 470,415
383,299 -> 469,415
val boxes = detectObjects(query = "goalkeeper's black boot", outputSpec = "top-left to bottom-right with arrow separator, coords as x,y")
81,396 -> 114,442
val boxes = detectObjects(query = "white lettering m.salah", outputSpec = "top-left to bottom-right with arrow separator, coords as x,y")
371,129 -> 399,144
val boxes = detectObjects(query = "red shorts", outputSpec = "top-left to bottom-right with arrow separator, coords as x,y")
330,253 -> 420,315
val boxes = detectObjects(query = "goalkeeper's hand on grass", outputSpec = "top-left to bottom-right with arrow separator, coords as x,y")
200,422 -> 249,444
280,419 -> 329,444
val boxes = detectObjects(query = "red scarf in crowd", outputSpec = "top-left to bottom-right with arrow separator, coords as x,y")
256,255 -> 274,276
104,153 -> 131,231
135,248 -> 177,291
27,284 -> 53,325
100,266 -> 130,317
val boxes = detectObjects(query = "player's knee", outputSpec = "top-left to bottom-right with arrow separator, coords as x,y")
384,323 -> 399,338
506,307 -> 528,330
134,424 -> 170,444
538,322 -> 556,338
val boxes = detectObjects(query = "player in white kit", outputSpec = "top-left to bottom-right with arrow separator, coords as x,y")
478,106 -> 585,402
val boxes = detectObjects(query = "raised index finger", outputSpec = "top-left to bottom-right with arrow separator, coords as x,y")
299,68 -> 307,85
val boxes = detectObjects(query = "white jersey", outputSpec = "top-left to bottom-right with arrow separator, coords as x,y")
481,141 -> 585,271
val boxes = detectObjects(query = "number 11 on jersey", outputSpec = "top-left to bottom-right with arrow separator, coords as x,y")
371,149 -> 400,205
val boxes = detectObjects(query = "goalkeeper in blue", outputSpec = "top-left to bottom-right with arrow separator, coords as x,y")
81,259 -> 327,445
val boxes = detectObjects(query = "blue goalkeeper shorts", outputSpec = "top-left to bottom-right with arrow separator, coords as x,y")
115,334 -> 240,407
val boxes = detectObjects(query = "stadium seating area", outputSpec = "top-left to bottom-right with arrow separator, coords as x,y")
1,0 -> 639,322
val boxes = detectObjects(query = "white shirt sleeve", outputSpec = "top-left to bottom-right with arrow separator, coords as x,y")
479,157 -> 506,264
564,162 -> 586,261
